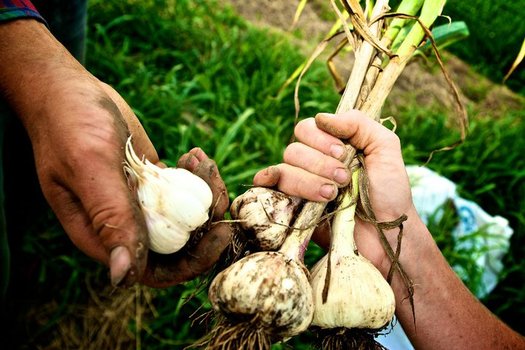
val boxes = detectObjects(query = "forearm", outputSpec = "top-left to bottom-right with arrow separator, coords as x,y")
0,19 -> 109,144
0,19 -> 92,124
388,209 -> 524,349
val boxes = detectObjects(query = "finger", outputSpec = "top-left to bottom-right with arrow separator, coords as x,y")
273,163 -> 338,202
294,117 -> 348,161
188,147 -> 209,162
283,142 -> 350,187
178,150 -> 229,219
142,222 -> 233,288
253,166 -> 281,187
177,151 -> 200,172
194,158 -> 229,219
177,147 -> 209,170
315,111 -> 401,157
311,218 -> 331,250
70,140 -> 148,287
45,174 -> 147,288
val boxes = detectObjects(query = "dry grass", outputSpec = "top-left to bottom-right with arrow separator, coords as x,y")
32,282 -> 155,350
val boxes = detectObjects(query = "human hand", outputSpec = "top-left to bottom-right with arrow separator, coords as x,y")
1,20 -> 231,288
29,78 -> 232,288
253,111 -> 417,271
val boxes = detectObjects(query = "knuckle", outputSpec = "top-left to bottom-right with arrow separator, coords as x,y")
283,142 -> 302,163
294,117 -> 314,136
383,130 -> 401,147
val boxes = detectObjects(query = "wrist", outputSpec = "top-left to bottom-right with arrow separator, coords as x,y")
377,205 -> 438,284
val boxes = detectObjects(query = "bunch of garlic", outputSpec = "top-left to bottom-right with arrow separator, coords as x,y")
230,187 -> 302,250
124,137 -> 213,254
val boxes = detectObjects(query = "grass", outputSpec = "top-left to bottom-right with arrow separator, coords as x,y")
10,0 -> 525,348
442,0 -> 525,95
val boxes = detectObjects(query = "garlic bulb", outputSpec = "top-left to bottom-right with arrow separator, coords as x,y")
124,137 -> 213,254
208,251 -> 313,338
310,254 -> 395,330
230,187 -> 302,250
310,171 -> 395,333
205,198 -> 325,349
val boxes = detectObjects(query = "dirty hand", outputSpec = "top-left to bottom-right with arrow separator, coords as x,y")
1,19 -> 231,288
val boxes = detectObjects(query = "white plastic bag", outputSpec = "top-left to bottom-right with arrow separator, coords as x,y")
406,165 -> 513,298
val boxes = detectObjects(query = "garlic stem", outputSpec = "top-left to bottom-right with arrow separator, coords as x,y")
331,169 -> 360,253
279,201 -> 326,261
336,0 -> 388,115
310,167 -> 396,332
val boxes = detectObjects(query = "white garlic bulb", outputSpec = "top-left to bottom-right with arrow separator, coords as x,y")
230,187 -> 302,250
208,251 -> 314,338
310,174 -> 395,330
310,253 -> 396,330
124,137 -> 213,254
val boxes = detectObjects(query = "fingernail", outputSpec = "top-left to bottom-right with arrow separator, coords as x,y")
320,183 -> 337,200
333,167 -> 350,185
330,144 -> 346,160
317,113 -> 335,118
264,166 -> 276,176
110,246 -> 131,287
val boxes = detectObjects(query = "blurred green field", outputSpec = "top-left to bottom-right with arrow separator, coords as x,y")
11,0 -> 525,348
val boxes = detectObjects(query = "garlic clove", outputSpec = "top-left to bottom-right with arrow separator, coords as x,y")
142,206 -> 192,254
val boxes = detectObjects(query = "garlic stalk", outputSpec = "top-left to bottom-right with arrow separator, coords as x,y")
230,187 -> 302,250
310,170 -> 395,349
124,137 -> 213,254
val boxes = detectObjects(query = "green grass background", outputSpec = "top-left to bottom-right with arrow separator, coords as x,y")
13,0 -> 525,348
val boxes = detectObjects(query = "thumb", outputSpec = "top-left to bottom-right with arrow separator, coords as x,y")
45,154 -> 149,287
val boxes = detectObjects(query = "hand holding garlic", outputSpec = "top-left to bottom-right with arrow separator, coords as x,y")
0,18 -> 233,290
254,110 -> 525,349
126,143 -> 232,288
254,111 -> 414,271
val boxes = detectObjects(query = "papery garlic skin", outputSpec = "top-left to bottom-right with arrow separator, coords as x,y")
310,253 -> 396,330
124,137 -> 213,254
208,251 -> 314,337
230,187 -> 302,250
310,171 -> 396,330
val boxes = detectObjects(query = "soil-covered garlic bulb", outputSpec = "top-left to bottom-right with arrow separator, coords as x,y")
124,137 -> 213,254
205,196 -> 323,349
230,187 -> 302,250
209,251 -> 314,338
